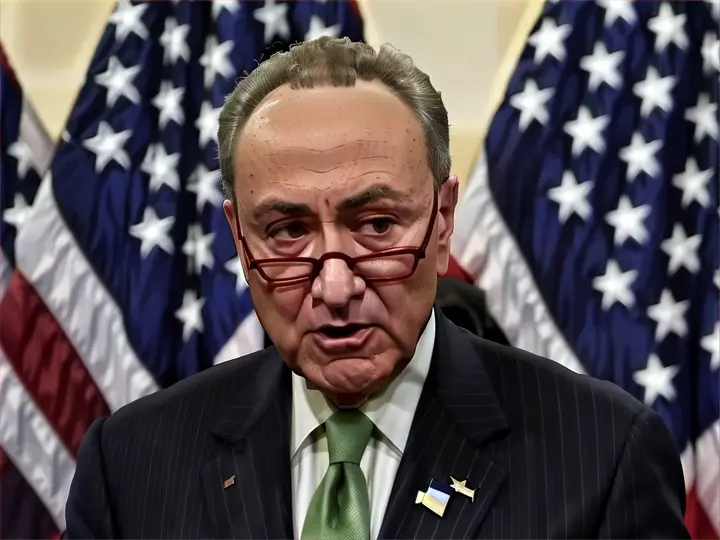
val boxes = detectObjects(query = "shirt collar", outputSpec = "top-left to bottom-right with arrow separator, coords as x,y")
291,309 -> 436,457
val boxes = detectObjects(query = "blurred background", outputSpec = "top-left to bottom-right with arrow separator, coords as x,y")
0,1 -> 718,539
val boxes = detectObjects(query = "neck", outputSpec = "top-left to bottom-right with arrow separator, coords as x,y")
327,392 -> 368,409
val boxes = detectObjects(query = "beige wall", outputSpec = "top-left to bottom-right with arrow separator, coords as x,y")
0,0 -> 542,187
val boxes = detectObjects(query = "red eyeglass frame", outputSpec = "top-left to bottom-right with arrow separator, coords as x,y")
232,190 -> 439,286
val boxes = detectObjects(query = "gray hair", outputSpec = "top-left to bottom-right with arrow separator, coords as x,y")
217,36 -> 450,199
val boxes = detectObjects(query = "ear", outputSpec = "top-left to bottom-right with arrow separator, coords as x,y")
223,198 -> 239,239
435,174 -> 459,276
223,198 -> 250,282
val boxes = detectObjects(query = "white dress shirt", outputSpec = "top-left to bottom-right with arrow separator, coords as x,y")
290,309 -> 436,540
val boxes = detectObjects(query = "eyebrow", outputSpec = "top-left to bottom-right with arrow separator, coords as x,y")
251,184 -> 412,223
252,199 -> 312,222
337,184 -> 413,211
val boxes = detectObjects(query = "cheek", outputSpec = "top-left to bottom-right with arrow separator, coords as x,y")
247,275 -> 306,320
273,287 -> 307,320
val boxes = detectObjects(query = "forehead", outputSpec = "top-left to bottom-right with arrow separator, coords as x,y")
233,80 -> 430,208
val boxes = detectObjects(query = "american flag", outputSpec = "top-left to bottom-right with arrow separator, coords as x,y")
453,0 -> 719,537
0,41 -> 60,540
0,1 -> 363,537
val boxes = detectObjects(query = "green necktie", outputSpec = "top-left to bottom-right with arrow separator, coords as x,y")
301,409 -> 374,540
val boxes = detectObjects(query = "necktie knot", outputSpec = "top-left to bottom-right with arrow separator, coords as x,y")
325,409 -> 373,465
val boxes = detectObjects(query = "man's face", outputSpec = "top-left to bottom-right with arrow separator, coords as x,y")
223,80 -> 458,406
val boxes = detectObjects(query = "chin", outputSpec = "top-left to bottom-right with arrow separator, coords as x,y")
294,332 -> 407,401
323,355 -> 395,396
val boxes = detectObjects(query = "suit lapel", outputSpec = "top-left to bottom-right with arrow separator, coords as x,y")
379,312 -> 509,540
201,356 -> 294,539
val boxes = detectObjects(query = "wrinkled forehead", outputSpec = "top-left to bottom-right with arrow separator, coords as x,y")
232,82 -> 432,211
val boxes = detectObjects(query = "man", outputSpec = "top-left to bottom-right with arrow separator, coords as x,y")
64,37 -> 689,539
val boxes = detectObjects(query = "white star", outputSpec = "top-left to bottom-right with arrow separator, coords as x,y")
188,164 -> 223,211
140,144 -> 181,192
715,267 -> 720,290
183,224 -> 216,274
7,141 -> 34,179
633,354 -> 680,406
547,171 -> 593,223
159,18 -> 190,65
94,57 -> 141,107
597,0 -> 637,27
254,0 -> 290,44
672,157 -> 713,209
592,259 -> 637,310
633,66 -> 676,117
605,195 -> 650,245
619,132 -> 662,182
563,106 -> 609,156
509,79 -> 554,131
152,81 -> 185,129
304,15 -> 341,41
211,0 -> 240,19
648,2 -> 688,52
196,101 -> 221,148
527,18 -> 571,63
580,42 -> 625,92
83,121 -> 132,173
175,290 -> 205,342
199,36 -> 235,88
701,33 -> 720,75
3,193 -> 30,230
129,207 -> 175,258
108,0 -> 148,43
647,289 -> 689,342
685,93 -> 719,143
701,322 -> 720,370
661,224 -> 701,276
225,256 -> 248,293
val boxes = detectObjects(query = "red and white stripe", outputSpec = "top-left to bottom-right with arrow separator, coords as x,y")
0,44 -> 264,535
0,179 -> 263,531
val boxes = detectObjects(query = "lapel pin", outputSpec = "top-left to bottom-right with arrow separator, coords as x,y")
415,478 -> 453,517
223,475 -> 236,489
450,476 -> 476,502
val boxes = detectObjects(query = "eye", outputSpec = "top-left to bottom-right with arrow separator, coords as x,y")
360,217 -> 395,235
269,222 -> 307,240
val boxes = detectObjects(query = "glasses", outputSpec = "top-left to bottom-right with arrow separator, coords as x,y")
233,191 -> 438,286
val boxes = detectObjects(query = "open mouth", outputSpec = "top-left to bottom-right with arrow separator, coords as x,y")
319,324 -> 367,339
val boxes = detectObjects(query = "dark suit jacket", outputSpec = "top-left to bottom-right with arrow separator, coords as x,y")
64,313 -> 689,539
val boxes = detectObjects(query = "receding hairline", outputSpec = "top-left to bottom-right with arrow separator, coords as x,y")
217,37 -> 451,199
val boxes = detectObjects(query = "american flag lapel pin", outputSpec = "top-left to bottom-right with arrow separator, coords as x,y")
223,475 -> 236,489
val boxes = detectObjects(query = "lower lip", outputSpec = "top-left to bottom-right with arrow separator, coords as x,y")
312,327 -> 374,352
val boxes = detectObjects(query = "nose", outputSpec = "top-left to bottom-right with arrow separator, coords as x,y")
311,258 -> 366,307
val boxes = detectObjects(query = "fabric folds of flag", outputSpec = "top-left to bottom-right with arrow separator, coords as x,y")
0,41 -> 65,540
0,1 -> 363,536
453,1 -> 719,538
